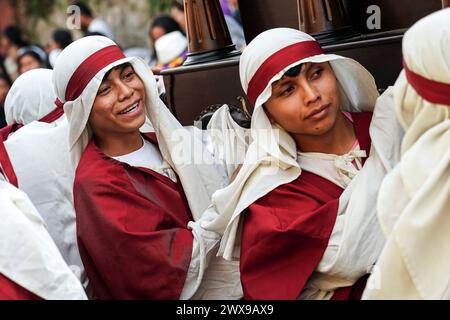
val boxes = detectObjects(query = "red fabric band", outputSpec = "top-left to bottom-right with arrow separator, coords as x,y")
55,98 -> 64,109
403,61 -> 450,105
0,124 -> 23,141
247,41 -> 325,106
39,106 -> 64,124
45,98 -> 67,123
0,138 -> 18,187
65,45 -> 126,101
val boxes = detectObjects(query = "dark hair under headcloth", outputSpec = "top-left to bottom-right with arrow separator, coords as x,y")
284,64 -> 302,78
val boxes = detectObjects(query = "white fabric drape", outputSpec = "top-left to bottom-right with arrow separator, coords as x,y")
3,69 -> 86,286
363,8 -> 450,300
4,118 -> 86,283
207,105 -> 251,179
0,181 -> 87,300
4,69 -> 56,126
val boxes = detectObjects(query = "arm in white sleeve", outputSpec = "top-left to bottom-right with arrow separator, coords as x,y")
180,206 -> 221,300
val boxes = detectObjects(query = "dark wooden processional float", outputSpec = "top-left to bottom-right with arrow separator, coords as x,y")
161,0 -> 448,126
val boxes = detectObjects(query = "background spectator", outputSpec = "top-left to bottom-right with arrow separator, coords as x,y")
17,45 -> 47,75
46,29 -> 73,68
220,0 -> 246,50
170,1 -> 187,32
71,1 -> 115,40
1,26 -> 29,81
228,0 -> 242,25
0,73 -> 11,128
154,30 -> 187,71
149,14 -> 185,68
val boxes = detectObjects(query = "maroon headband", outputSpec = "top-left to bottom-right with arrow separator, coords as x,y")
246,41 -> 325,106
403,61 -> 450,105
62,45 -> 126,102
39,106 -> 64,123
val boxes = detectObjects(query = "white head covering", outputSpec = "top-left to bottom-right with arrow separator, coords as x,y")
203,28 -> 403,298
0,180 -> 87,300
4,69 -> 85,287
4,69 -> 56,125
155,31 -> 187,65
363,8 -> 450,300
52,35 -> 226,220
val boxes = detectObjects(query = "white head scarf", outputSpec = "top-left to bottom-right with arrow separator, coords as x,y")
52,35 -> 227,220
363,8 -> 450,300
155,31 -> 187,65
4,69 -> 84,287
203,28 -> 403,298
4,69 -> 56,125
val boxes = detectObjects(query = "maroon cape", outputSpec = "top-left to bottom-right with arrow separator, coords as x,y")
0,274 -> 41,300
0,137 -> 18,187
74,133 -> 193,299
240,112 -> 373,300
0,123 -> 22,142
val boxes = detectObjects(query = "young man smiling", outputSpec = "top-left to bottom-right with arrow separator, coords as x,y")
52,36 -> 239,300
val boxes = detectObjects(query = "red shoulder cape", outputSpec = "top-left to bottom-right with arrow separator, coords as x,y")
240,112 -> 373,300
74,133 -> 194,299
0,274 -> 41,300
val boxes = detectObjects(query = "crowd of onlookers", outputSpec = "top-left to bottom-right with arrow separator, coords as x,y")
0,0 -> 245,129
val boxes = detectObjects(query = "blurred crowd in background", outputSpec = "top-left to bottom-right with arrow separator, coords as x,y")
0,0 -> 245,128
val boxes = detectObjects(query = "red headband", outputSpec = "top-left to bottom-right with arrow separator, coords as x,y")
62,45 -> 126,102
247,41 -> 325,106
403,61 -> 450,105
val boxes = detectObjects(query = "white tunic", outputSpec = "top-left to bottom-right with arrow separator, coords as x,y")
112,137 -> 168,178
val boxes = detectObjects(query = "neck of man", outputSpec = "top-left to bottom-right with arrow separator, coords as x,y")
95,131 -> 144,157
293,112 -> 357,155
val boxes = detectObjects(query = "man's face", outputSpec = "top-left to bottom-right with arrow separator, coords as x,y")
0,37 -> 10,56
18,54 -> 42,75
150,26 -> 166,43
88,63 -> 146,138
0,78 -> 10,105
264,62 -> 341,137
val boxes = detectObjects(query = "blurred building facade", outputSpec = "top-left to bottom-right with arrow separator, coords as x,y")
0,0 -> 173,50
